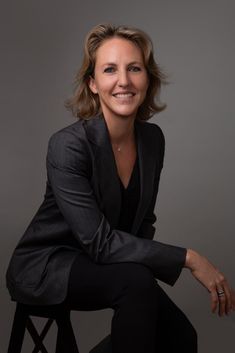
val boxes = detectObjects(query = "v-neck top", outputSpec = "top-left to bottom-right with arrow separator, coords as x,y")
117,154 -> 140,232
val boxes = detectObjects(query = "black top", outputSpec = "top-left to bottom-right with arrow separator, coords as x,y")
117,154 -> 140,232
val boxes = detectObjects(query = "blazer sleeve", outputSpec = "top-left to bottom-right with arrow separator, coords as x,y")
46,129 -> 186,286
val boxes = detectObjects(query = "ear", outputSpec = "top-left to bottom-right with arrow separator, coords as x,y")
88,76 -> 98,94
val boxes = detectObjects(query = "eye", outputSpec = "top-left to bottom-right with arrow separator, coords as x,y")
128,66 -> 141,72
103,67 -> 115,73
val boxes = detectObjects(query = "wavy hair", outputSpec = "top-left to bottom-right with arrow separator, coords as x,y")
65,23 -> 168,121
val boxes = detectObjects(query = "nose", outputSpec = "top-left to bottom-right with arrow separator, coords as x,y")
117,69 -> 130,87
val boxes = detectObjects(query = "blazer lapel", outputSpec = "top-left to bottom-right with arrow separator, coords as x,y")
83,114 -> 121,229
131,121 -> 155,235
83,114 -> 156,235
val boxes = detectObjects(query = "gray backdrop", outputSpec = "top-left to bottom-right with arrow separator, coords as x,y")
1,0 -> 234,352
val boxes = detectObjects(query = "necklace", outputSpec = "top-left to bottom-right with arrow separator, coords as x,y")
112,143 -> 124,152
111,129 -> 135,152
111,140 -> 125,152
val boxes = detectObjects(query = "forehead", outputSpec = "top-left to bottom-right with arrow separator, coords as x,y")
95,37 -> 144,64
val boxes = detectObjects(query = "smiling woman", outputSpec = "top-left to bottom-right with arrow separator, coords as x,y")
88,37 -> 149,124
6,23 -> 235,353
65,23 -> 167,121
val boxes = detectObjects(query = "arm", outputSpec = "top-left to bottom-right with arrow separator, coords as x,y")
46,129 -> 186,286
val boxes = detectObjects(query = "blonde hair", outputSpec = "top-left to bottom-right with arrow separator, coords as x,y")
65,23 -> 168,121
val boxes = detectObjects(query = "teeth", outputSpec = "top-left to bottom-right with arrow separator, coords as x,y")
114,93 -> 134,98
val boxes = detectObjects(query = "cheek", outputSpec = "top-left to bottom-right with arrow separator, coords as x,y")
144,75 -> 150,91
140,82 -> 149,97
136,75 -> 149,93
97,80 -> 114,94
139,79 -> 149,103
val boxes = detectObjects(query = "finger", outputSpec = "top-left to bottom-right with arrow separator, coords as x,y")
210,289 -> 219,313
217,287 -> 226,316
231,288 -> 235,311
222,284 -> 232,314
218,294 -> 226,316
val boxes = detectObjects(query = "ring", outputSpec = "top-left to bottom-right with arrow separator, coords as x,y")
217,289 -> 225,297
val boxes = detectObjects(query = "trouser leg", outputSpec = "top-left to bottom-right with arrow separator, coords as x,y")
155,285 -> 198,352
64,253 -> 197,353
65,254 -> 159,353
109,263 -> 159,353
55,310 -> 79,353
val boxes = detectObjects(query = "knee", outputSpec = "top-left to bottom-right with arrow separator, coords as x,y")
109,263 -> 159,313
117,263 -> 157,294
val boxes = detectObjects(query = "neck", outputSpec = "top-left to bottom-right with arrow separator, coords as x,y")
103,115 -> 136,145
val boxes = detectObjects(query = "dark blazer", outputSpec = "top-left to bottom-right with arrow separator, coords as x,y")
6,114 -> 186,305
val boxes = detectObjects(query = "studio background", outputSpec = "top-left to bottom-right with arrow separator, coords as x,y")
1,0 -> 234,352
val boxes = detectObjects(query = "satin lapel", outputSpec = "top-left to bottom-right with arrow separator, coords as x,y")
131,120 -> 155,235
83,115 -> 121,229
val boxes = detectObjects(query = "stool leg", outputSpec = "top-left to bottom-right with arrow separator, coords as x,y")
55,312 -> 79,353
31,318 -> 54,353
7,304 -> 28,353
27,317 -> 50,353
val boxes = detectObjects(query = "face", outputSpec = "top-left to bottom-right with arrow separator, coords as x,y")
89,37 -> 149,122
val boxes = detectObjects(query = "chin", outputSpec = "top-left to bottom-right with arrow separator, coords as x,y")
114,107 -> 138,118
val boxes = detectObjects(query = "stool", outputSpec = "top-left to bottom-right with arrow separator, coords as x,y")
7,303 -> 79,353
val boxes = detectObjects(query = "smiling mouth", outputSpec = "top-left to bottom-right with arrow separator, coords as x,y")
112,92 -> 135,98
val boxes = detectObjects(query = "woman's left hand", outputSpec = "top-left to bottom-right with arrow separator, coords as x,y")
185,249 -> 235,316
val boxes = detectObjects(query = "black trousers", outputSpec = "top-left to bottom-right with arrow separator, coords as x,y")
63,253 -> 197,353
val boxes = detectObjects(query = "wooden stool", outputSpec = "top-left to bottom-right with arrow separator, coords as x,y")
7,303 -> 79,353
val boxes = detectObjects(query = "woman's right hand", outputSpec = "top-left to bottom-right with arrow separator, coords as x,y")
185,249 -> 235,317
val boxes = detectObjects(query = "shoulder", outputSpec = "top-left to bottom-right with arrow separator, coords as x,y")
137,120 -> 165,146
47,119 -> 91,172
137,120 -> 165,168
48,119 -> 86,146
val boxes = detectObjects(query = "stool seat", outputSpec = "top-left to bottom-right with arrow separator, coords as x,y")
7,302 -> 79,353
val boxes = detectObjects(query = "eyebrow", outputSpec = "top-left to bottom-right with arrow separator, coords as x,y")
101,61 -> 143,67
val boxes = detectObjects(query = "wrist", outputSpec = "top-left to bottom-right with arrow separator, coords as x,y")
184,248 -> 198,270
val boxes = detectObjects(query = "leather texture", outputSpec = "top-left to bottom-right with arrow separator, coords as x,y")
6,114 -> 186,305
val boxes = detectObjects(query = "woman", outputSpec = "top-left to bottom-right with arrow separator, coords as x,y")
6,23 -> 235,353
